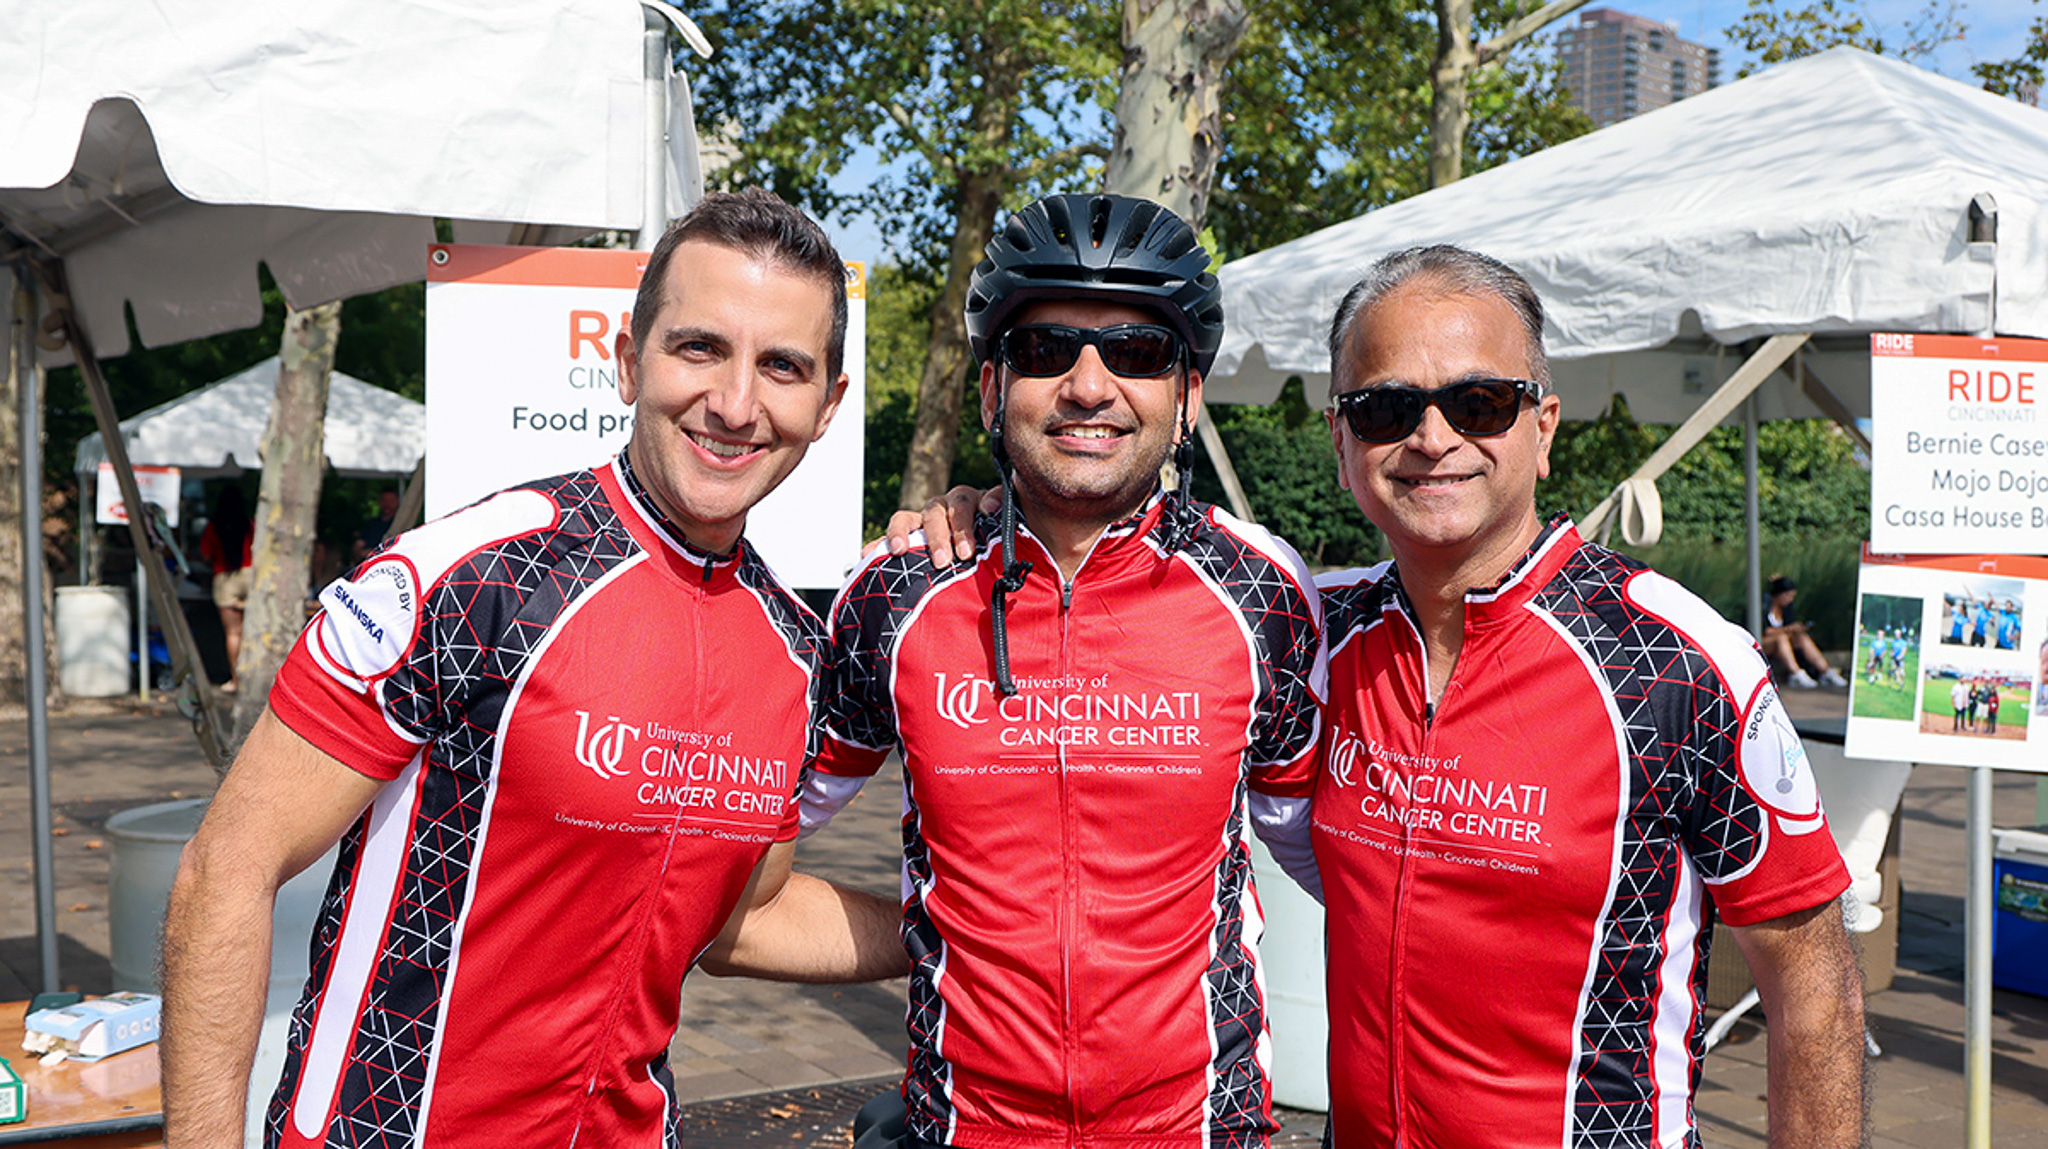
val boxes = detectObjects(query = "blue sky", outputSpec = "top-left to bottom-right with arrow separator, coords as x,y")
817,0 -> 2039,262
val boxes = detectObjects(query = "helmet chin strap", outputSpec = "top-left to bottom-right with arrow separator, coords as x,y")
988,372 -> 1032,698
1161,368 -> 1200,553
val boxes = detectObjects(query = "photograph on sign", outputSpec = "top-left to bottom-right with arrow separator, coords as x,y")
1868,333 -> 2048,554
425,244 -> 866,589
1846,549 -> 2048,773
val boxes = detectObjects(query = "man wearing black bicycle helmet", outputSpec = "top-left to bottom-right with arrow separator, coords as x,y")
803,194 -> 1326,1149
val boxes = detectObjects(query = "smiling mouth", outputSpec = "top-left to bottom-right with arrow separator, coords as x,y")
1051,424 -> 1129,440
688,431 -> 764,460
1397,474 -> 1476,489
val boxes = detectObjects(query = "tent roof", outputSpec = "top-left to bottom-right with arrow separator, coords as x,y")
74,358 -> 424,479
1211,48 -> 2048,413
0,0 -> 702,362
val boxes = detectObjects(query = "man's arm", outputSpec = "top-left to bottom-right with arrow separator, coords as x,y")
1728,900 -> 1867,1149
697,840 -> 908,982
161,709 -> 385,1149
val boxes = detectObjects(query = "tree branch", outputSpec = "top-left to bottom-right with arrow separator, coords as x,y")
1016,141 -> 1111,182
1479,0 -> 1594,64
885,102 -> 956,177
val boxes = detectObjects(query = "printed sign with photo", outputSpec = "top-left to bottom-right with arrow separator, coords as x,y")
1846,548 -> 2048,773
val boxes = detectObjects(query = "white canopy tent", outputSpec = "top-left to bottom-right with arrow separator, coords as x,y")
3,0 -> 708,997
1210,48 -> 2047,423
74,358 -> 425,479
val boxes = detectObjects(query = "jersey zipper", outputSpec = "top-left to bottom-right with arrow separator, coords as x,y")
1057,568 -> 1078,1135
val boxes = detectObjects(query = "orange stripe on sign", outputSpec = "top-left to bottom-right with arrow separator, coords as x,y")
1871,333 -> 2048,362
426,244 -> 649,289
1860,545 -> 2048,580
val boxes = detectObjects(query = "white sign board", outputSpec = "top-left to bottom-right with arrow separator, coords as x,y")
95,463 -> 182,527
424,244 -> 866,589
1869,333 -> 2048,554
1844,547 -> 2048,773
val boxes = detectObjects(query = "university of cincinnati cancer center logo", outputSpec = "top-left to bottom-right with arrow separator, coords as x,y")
935,672 -> 995,730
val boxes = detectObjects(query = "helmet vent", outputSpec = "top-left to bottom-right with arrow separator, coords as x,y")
1089,197 -> 1112,247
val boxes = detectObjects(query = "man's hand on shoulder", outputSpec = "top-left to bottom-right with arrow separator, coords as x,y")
867,485 -> 993,569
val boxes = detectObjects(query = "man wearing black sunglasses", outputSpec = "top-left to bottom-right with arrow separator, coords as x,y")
1307,245 -> 1865,1148
807,194 -> 1326,1149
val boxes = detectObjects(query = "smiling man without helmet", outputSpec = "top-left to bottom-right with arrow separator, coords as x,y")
1300,244 -> 1866,1148
162,189 -> 905,1149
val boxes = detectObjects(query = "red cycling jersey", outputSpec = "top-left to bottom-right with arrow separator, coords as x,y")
264,454 -> 824,1148
810,498 -> 1326,1149
1311,519 -> 1848,1149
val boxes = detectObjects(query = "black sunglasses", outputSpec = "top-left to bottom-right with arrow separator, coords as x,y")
1000,324 -> 1183,379
1333,378 -> 1544,444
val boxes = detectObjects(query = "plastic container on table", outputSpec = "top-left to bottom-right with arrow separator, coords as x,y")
1992,825 -> 2048,998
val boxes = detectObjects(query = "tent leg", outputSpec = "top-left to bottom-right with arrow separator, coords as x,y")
636,9 -> 671,251
1580,333 -> 1809,544
387,457 -> 426,541
37,257 -> 234,770
1196,403 -> 1254,523
1744,394 -> 1761,637
14,263 -> 59,993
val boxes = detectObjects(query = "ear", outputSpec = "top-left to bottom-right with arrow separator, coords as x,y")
979,360 -> 1001,432
810,372 -> 852,443
616,329 -> 641,406
1533,393 -> 1562,481
1181,368 -> 1205,442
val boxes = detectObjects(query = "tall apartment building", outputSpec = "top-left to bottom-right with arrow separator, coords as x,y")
1555,9 -> 1719,128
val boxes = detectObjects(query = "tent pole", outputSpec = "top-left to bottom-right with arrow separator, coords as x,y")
1580,333 -> 1809,543
386,457 -> 426,542
1196,407 -> 1254,523
13,261 -> 59,993
637,9 -> 671,251
36,257 -> 234,770
1743,393 -> 1760,636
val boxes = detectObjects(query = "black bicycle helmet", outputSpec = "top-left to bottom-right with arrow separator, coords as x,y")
965,194 -> 1224,375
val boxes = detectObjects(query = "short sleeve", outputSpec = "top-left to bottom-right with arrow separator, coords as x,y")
269,555 -> 436,781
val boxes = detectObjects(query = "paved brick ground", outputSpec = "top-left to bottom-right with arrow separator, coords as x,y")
5,687 -> 2047,1147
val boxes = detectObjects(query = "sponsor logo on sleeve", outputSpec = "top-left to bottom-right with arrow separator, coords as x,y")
1739,689 -> 1824,833
313,557 -> 421,682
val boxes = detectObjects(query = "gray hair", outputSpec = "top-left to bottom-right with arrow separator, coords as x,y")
1326,245 -> 1550,397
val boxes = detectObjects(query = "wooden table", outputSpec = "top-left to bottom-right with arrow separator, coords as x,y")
0,1000 -> 162,1147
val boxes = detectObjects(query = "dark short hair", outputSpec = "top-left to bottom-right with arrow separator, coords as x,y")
631,188 -> 850,380
1327,244 -> 1549,397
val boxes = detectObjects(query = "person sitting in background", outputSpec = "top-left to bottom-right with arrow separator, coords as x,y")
197,484 -> 253,687
1760,574 -> 1845,688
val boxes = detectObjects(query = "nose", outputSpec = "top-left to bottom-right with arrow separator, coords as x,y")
703,361 -> 761,432
1404,400 -> 1461,457
1059,345 -> 1117,408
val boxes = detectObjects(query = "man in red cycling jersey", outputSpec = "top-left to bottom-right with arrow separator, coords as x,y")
162,189 -> 906,1149
1303,245 -> 1866,1147
810,194 -> 1326,1149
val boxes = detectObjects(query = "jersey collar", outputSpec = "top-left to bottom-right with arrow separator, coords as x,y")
609,448 -> 743,581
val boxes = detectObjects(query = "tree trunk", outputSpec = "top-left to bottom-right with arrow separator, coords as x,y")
2,274 -> 59,706
232,301 -> 340,740
1104,0 -> 1249,229
897,34 -> 1022,512
1429,0 -> 1479,189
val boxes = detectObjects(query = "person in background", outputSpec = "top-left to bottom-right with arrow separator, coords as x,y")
1951,675 -> 1971,732
352,486 -> 400,562
1759,574 -> 1846,688
197,484 -> 253,686
1986,680 -> 2002,734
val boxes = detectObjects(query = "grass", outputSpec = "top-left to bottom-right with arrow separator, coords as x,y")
1848,635 -> 1920,721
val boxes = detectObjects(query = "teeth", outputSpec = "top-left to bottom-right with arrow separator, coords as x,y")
689,432 -> 757,459
1062,427 -> 1118,439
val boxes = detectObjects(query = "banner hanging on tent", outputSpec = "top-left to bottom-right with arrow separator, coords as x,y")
1844,547 -> 2047,773
1868,333 -> 2048,555
424,244 -> 867,590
